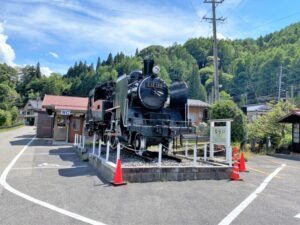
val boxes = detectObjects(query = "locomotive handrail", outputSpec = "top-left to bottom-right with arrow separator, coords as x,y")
105,105 -> 120,112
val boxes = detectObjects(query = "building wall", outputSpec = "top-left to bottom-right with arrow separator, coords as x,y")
188,106 -> 207,126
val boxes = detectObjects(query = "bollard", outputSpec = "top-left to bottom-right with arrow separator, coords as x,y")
204,144 -> 207,161
158,143 -> 162,167
92,134 -> 96,155
226,146 -> 232,167
106,141 -> 110,161
75,134 -> 78,147
185,140 -> 188,157
98,138 -> 102,159
74,134 -> 77,146
193,144 -> 197,166
82,135 -> 85,151
79,135 -> 82,149
116,142 -> 121,163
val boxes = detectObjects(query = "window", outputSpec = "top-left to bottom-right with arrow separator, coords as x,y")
72,119 -> 80,131
57,117 -> 66,127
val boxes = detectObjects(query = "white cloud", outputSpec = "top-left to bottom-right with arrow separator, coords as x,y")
40,66 -> 53,77
0,22 -> 16,66
49,51 -> 59,58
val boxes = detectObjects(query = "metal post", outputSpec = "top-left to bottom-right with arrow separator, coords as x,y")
116,142 -> 121,163
158,144 -> 162,167
204,144 -> 207,161
79,135 -> 82,149
185,140 -> 188,157
92,134 -> 96,155
74,134 -> 77,146
210,121 -> 215,158
193,144 -> 197,166
225,121 -> 231,165
106,141 -> 110,161
82,135 -> 85,150
98,138 -> 102,159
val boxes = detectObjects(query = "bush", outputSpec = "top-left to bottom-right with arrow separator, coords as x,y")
209,100 -> 247,142
10,106 -> 19,121
0,110 -> 12,126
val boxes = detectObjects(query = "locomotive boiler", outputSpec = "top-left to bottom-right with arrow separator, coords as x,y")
86,60 -> 194,155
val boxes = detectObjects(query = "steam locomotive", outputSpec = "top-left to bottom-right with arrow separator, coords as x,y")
86,60 -> 194,155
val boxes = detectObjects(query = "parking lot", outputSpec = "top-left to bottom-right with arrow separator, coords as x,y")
0,126 -> 299,225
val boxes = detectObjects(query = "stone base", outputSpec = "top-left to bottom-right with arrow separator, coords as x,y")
86,153 -> 232,183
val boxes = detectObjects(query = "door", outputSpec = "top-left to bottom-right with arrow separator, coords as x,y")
68,116 -> 83,143
37,112 -> 53,138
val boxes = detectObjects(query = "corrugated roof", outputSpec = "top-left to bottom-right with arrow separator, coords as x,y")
187,99 -> 210,107
42,95 -> 88,112
246,104 -> 272,112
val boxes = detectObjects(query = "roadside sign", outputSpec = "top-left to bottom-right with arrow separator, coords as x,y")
212,126 -> 226,145
61,110 -> 71,115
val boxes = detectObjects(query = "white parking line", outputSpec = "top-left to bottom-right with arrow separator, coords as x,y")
11,165 -> 88,170
218,164 -> 286,225
0,137 -> 106,225
23,153 -> 76,155
295,213 -> 300,219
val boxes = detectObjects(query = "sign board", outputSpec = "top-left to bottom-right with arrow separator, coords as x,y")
211,126 -> 227,145
61,110 -> 71,116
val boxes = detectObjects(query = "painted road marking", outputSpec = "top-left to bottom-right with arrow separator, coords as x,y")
11,165 -> 88,170
295,213 -> 300,219
0,137 -> 106,225
247,166 -> 283,179
218,164 -> 286,225
23,153 -> 76,155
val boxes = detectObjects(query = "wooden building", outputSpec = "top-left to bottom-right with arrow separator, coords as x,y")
278,110 -> 300,153
22,99 -> 43,125
39,95 -> 88,143
186,99 -> 210,126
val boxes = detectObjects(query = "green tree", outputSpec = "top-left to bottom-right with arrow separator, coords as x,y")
188,65 -> 207,101
248,101 -> 295,149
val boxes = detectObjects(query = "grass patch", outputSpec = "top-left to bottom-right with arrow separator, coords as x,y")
0,124 -> 24,133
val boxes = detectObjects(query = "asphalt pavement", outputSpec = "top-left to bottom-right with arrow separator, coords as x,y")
0,126 -> 299,225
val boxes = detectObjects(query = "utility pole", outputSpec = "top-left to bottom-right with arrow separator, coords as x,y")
278,65 -> 283,101
291,84 -> 294,100
203,0 -> 225,102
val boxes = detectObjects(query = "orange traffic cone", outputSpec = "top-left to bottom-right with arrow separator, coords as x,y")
239,152 -> 249,172
111,159 -> 127,186
230,146 -> 243,181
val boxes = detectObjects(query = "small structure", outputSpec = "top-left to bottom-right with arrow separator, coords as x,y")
243,104 -> 272,122
22,99 -> 43,125
187,99 -> 210,125
41,95 -> 88,143
209,119 -> 233,165
278,110 -> 300,153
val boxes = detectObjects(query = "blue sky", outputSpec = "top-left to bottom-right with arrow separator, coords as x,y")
0,0 -> 299,75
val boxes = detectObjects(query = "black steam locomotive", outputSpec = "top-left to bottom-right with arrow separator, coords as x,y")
86,60 -> 194,155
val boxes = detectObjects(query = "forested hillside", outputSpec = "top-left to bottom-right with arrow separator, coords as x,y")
1,22 -> 300,126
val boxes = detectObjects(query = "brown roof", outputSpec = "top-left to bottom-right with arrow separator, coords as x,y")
278,109 -> 300,123
42,95 -> 88,112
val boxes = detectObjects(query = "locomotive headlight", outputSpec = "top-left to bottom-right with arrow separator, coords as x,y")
152,66 -> 160,75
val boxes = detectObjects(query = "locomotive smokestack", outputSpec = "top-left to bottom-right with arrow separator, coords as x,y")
143,59 -> 154,76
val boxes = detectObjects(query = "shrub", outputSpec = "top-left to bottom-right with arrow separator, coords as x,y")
0,110 -> 12,127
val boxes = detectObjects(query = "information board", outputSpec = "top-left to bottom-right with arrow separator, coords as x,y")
61,110 -> 71,116
211,126 -> 227,145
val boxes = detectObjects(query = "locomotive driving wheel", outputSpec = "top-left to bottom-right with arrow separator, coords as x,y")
134,134 -> 146,156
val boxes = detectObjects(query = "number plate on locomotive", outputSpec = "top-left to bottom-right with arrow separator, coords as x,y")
146,82 -> 163,89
